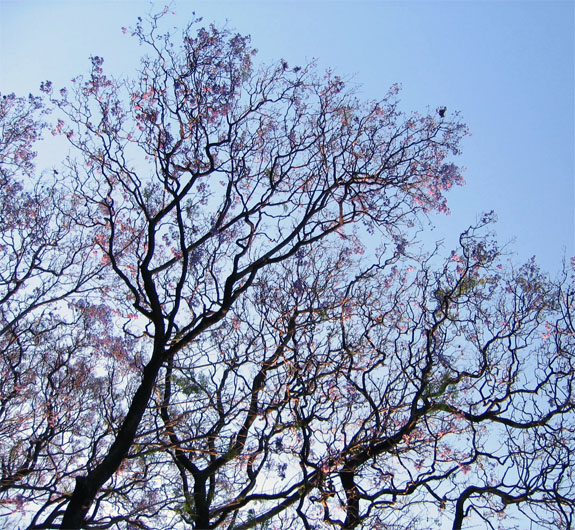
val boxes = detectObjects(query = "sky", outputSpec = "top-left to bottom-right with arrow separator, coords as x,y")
0,0 -> 573,275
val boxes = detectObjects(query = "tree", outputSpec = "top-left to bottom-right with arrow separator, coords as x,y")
0,90 -> 110,524
1,13 -> 573,530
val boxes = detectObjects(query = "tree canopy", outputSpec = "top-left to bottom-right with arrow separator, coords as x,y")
0,14 -> 573,530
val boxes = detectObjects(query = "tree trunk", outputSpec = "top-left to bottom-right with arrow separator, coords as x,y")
60,352 -> 165,528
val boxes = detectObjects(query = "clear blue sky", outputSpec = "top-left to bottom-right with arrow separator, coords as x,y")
1,0 -> 573,274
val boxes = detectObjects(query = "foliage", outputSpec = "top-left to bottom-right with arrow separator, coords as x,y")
0,12 -> 573,530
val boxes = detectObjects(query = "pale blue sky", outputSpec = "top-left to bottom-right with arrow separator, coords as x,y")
1,0 -> 573,274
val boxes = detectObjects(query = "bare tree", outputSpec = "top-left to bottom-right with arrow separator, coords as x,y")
1,13 -> 572,530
